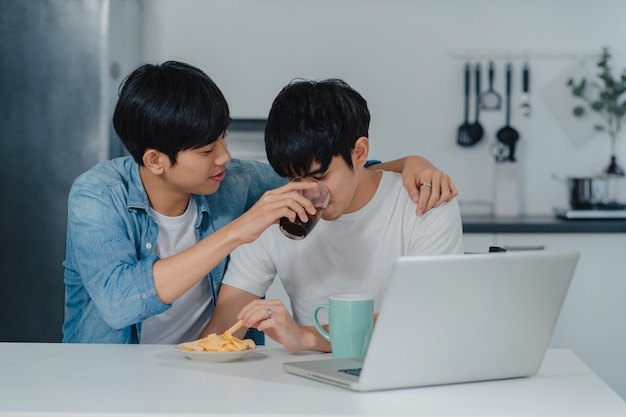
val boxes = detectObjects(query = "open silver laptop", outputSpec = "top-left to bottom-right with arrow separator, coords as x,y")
283,250 -> 580,391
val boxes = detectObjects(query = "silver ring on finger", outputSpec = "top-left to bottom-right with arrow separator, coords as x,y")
420,182 -> 432,188
267,308 -> 272,319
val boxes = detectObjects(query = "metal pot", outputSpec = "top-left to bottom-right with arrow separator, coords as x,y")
563,176 -> 626,209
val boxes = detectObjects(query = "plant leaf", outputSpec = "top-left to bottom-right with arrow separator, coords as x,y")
573,106 -> 585,117
567,46 -> 626,139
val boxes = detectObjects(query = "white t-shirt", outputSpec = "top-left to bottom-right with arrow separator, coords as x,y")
223,171 -> 464,325
140,198 -> 214,344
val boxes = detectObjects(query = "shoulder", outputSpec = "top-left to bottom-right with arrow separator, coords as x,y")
416,197 -> 463,238
380,170 -> 404,186
69,157 -> 146,211
380,171 -> 461,215
71,157 -> 136,192
379,171 -> 462,227
377,171 -> 410,202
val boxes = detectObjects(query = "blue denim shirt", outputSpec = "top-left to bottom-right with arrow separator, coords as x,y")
62,156 -> 286,343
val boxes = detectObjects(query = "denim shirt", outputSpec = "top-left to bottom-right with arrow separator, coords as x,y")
62,156 -> 286,343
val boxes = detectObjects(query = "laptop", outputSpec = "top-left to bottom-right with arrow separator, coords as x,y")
283,250 -> 580,391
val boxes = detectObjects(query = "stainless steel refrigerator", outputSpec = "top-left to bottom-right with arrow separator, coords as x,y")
0,0 -> 144,341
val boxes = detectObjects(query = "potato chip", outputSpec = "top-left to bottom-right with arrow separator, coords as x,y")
180,321 -> 255,352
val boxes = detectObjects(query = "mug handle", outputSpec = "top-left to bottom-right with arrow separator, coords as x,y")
313,303 -> 330,342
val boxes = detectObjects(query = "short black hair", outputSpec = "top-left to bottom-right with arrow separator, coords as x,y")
264,78 -> 370,178
113,61 -> 231,165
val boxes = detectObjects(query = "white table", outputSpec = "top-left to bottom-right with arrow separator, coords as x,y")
1,343 -> 624,416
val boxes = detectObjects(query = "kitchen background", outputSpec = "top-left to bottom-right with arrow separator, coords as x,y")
143,0 -> 626,216
2,0 -> 626,400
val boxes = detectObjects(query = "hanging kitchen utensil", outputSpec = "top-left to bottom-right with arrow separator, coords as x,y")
468,62 -> 484,145
480,61 -> 502,111
495,63 -> 520,161
457,62 -> 473,147
519,62 -> 531,117
490,141 -> 509,163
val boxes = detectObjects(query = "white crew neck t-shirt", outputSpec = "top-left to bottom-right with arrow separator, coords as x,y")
140,198 -> 214,344
223,171 -> 464,325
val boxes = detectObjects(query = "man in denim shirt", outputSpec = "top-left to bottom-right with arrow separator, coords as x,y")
62,61 -> 456,344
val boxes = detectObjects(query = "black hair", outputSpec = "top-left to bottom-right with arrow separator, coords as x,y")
264,78 -> 370,178
112,61 -> 231,165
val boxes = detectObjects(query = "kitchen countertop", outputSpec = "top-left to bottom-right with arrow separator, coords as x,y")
462,214 -> 626,233
1,343 -> 625,416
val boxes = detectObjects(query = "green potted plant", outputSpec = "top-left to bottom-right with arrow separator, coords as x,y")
567,46 -> 626,176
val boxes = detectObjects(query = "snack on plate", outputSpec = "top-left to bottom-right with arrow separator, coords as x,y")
180,320 -> 255,352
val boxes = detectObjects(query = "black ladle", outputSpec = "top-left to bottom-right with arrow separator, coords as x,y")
468,63 -> 484,144
496,63 -> 519,161
457,63 -> 473,147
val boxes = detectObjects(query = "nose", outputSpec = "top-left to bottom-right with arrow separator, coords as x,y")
215,137 -> 232,165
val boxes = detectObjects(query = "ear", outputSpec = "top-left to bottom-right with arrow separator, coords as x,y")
142,149 -> 166,175
352,136 -> 370,168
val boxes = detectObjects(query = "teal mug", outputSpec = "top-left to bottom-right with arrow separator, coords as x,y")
313,295 -> 374,359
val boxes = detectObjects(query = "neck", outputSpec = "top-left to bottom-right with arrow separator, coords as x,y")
345,168 -> 382,214
139,166 -> 191,216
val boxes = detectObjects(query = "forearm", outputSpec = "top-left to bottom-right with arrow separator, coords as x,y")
201,285 -> 259,338
367,155 -> 432,172
152,221 -> 248,304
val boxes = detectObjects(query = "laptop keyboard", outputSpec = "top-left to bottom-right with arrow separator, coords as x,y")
339,368 -> 362,377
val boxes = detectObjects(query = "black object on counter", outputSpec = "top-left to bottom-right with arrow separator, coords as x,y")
489,246 -> 507,252
565,176 -> 626,210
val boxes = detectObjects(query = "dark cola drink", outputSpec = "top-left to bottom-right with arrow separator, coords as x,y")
279,177 -> 330,240
279,209 -> 324,240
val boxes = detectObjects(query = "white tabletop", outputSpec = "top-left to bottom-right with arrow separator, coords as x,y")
1,343 -> 624,417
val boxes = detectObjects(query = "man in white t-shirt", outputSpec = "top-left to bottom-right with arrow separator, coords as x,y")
204,79 -> 464,353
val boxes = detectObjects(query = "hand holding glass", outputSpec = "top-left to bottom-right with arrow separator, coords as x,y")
279,178 -> 330,240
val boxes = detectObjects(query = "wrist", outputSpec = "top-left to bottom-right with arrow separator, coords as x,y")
223,216 -> 258,246
301,325 -> 331,353
407,155 -> 430,169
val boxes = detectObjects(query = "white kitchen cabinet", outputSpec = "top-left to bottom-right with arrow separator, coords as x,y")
465,232 -> 626,400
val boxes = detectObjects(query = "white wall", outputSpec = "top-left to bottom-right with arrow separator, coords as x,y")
140,0 -> 626,215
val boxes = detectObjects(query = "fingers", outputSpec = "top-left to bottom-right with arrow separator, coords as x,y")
413,171 -> 457,216
415,183 -> 438,216
435,172 -> 458,201
250,183 -> 317,224
233,180 -> 327,244
448,179 -> 459,199
237,299 -> 312,352
267,182 -> 319,220
237,299 -> 285,331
